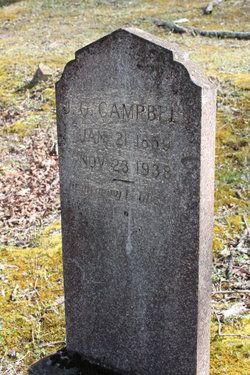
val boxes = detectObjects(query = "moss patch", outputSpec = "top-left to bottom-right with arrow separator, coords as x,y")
3,120 -> 38,137
0,221 -> 65,374
210,318 -> 250,375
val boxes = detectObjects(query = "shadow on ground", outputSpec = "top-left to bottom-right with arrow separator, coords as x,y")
0,0 -> 21,7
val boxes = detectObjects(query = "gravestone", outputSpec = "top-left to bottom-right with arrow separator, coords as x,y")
29,28 -> 216,375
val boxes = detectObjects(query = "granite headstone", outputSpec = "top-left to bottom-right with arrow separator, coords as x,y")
30,28 -> 216,375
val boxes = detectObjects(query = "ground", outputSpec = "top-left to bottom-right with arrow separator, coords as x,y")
0,0 -> 249,374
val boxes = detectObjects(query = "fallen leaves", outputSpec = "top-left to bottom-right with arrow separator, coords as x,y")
0,126 -> 60,247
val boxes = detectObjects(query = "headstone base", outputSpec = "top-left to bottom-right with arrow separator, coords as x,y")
28,348 -> 124,375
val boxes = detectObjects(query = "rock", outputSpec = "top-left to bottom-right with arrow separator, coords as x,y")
30,63 -> 53,85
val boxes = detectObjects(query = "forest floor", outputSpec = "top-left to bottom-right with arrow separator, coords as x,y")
0,0 -> 249,374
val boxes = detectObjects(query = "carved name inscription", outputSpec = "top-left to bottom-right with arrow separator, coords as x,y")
62,99 -> 178,123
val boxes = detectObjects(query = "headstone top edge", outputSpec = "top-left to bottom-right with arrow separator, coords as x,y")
123,27 -> 216,90
56,27 -> 217,90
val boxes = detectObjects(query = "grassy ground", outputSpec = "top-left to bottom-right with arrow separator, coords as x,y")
0,0 -> 249,374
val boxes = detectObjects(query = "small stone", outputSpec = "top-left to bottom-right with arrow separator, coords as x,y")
30,63 -> 53,85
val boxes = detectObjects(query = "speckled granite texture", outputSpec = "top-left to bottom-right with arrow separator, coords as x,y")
31,28 -> 216,375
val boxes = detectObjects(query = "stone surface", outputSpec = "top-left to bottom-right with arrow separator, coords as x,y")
28,348 -> 123,375
56,28 -> 216,375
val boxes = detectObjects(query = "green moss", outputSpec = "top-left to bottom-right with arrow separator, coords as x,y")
213,223 -> 227,253
41,87 -> 56,112
214,74 -> 249,237
218,170 -> 243,185
213,214 -> 246,256
31,221 -> 62,251
3,120 -> 39,137
0,221 -> 64,373
210,317 -> 250,375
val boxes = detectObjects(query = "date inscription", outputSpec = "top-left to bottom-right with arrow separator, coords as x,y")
74,128 -> 170,154
78,154 -> 170,180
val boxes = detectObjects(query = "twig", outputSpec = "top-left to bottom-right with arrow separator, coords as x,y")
214,310 -> 249,339
212,289 -> 250,295
3,363 -> 17,375
233,216 -> 249,252
31,325 -> 36,347
38,340 -> 65,348
215,312 -> 223,335
0,264 -> 19,270
218,333 -> 250,338
225,249 -> 234,280
10,284 -> 19,301
153,19 -> 250,40
242,215 -> 249,231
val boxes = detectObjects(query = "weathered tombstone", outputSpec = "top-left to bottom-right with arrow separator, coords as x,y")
29,28 -> 216,375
